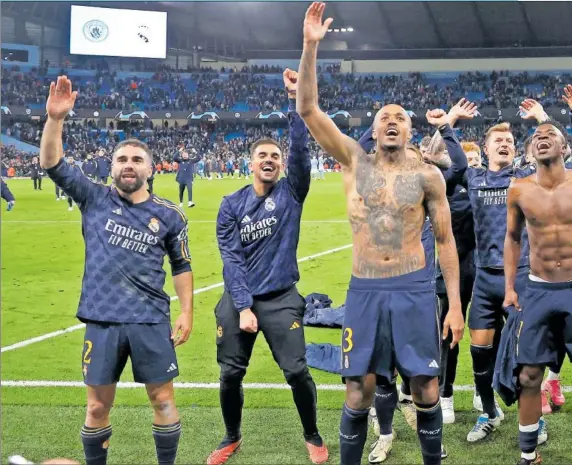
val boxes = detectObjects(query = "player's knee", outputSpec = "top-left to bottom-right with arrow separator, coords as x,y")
409,376 -> 439,405
220,367 -> 246,386
283,365 -> 312,387
345,377 -> 375,409
519,366 -> 544,391
86,399 -> 112,422
149,391 -> 177,417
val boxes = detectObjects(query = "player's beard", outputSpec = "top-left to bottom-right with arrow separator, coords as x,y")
114,171 -> 146,194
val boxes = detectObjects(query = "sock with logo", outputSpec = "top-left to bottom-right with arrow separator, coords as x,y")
415,401 -> 443,465
375,377 -> 398,436
339,404 -> 369,465
519,423 -> 538,460
470,344 -> 497,419
152,421 -> 182,465
81,424 -> 112,465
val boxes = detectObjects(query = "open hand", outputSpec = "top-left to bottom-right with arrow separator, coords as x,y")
46,76 -> 78,121
519,99 -> 548,122
448,98 -> 478,126
303,2 -> 333,43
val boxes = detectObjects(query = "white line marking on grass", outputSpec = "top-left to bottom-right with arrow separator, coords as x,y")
3,380 -> 571,393
1,244 -> 352,353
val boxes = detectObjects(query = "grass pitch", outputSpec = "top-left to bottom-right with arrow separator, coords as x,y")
1,173 -> 570,464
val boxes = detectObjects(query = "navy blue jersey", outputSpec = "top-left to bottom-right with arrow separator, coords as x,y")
216,101 -> 311,311
463,165 -> 533,269
96,156 -> 111,177
174,154 -> 200,183
82,159 -> 97,176
46,159 -> 192,324
435,182 -> 475,280
1,180 -> 14,202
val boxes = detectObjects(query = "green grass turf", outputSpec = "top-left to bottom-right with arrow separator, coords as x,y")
1,173 -> 571,464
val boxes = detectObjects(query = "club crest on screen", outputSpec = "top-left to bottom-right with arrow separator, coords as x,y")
83,20 -> 109,43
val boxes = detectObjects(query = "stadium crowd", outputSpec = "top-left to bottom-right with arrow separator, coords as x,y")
2,66 -> 571,112
2,118 -> 536,178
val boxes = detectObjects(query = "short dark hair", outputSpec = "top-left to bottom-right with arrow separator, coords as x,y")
113,138 -> 152,162
250,138 -> 282,158
536,120 -> 569,146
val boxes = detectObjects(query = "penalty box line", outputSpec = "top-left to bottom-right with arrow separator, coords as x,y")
1,244 -> 352,354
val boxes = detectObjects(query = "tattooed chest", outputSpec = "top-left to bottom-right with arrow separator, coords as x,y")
350,164 -> 425,250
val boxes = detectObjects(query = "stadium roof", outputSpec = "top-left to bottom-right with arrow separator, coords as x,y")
4,1 -> 572,59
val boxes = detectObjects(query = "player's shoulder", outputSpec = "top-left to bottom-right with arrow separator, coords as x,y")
221,184 -> 253,207
418,162 -> 443,185
150,194 -> 188,224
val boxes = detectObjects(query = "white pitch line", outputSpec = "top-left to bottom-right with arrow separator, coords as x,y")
2,380 -> 571,393
1,244 -> 352,353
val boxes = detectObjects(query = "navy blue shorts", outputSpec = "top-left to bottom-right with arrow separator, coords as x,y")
517,278 -> 572,369
468,267 -> 528,330
341,269 -> 440,380
82,322 -> 178,385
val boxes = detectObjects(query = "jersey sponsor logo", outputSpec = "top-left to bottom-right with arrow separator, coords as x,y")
148,217 -> 160,233
265,197 -> 276,212
112,207 -> 122,216
429,360 -> 439,368
477,188 -> 507,206
105,218 -> 159,254
241,215 -> 252,224
419,428 -> 441,435
240,216 -> 277,243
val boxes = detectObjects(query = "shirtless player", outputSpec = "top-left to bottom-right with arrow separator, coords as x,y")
297,4 -> 464,464
504,120 -> 572,465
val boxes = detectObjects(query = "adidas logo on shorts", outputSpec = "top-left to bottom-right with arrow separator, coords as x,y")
167,363 -> 178,373
429,360 -> 439,369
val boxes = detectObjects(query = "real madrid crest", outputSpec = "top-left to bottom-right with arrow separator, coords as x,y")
148,217 -> 160,233
265,197 -> 276,212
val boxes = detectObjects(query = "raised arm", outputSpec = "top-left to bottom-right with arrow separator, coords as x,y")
424,166 -> 464,347
297,2 -> 358,167
284,68 -> 312,203
41,76 -> 101,209
40,76 -> 77,170
425,109 -> 468,190
216,197 -> 253,312
503,181 -> 526,310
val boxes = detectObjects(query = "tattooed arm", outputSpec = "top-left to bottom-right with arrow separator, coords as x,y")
297,4 -> 358,167
423,166 -> 464,347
